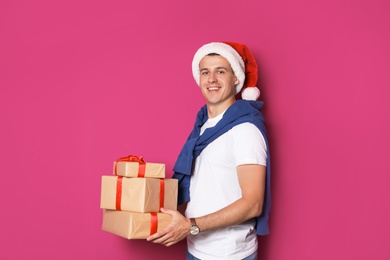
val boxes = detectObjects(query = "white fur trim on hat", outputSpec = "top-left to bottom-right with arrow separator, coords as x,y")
192,42 -> 245,94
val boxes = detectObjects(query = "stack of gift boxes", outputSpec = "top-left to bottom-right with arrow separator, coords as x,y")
100,155 -> 178,239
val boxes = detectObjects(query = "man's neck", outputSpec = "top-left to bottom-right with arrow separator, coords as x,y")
207,99 -> 236,119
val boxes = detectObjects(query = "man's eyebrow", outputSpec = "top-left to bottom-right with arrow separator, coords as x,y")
200,67 -> 228,71
216,66 -> 229,70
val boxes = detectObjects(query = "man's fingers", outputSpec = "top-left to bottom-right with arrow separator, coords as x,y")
147,231 -> 165,242
147,232 -> 172,245
160,207 -> 175,215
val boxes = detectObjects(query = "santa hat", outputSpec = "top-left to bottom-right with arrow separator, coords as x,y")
192,41 -> 260,100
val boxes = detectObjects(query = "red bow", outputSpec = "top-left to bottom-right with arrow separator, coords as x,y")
114,155 -> 146,177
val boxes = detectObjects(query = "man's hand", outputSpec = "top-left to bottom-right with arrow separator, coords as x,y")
146,208 -> 191,247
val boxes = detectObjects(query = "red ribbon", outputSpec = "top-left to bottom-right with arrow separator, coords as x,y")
150,213 -> 158,235
115,175 -> 164,212
159,179 -> 165,210
115,176 -> 123,210
114,155 -> 146,177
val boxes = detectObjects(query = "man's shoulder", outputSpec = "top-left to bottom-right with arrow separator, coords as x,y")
231,122 -> 261,132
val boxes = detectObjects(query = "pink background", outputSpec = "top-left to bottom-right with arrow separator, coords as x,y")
1,0 -> 389,259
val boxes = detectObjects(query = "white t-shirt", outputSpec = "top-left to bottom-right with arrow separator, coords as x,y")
186,112 -> 267,260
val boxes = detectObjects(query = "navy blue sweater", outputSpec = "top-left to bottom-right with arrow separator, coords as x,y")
172,100 -> 271,235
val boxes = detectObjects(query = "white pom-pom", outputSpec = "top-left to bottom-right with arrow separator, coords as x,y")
241,87 -> 260,100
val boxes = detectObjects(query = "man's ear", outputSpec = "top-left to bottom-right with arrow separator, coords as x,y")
234,77 -> 239,86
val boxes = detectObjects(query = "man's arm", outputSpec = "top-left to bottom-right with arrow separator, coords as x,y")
147,164 -> 266,246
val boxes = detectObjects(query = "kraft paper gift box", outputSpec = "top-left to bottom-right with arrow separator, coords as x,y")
102,209 -> 172,239
113,155 -> 165,178
100,176 -> 178,212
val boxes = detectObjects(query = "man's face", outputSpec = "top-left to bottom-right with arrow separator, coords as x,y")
199,55 -> 239,108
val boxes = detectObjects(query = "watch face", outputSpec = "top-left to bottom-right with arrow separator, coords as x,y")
190,226 -> 200,235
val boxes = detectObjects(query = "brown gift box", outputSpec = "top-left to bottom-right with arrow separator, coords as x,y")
100,176 -> 178,212
102,209 -> 172,239
113,161 -> 165,178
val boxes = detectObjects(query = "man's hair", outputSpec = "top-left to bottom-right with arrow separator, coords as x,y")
207,53 -> 220,56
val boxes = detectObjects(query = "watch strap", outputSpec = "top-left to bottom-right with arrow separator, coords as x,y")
190,218 -> 197,226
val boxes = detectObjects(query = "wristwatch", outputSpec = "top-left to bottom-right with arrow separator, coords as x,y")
189,218 -> 200,236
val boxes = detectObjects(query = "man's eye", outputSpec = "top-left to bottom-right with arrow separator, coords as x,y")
201,71 -> 209,75
217,70 -> 225,74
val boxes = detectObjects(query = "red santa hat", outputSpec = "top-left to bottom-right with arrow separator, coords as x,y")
192,41 -> 260,100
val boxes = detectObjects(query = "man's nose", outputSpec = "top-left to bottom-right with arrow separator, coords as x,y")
208,72 -> 218,83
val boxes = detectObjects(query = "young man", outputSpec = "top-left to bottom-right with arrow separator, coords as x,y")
147,42 -> 271,260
